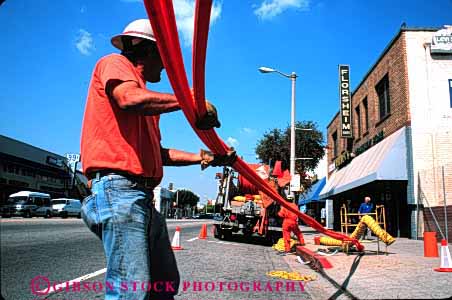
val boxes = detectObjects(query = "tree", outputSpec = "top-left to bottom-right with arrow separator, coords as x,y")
172,189 -> 200,208
255,120 -> 325,176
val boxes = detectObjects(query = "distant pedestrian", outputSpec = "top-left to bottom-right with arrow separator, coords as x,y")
358,196 -> 374,239
358,196 -> 374,216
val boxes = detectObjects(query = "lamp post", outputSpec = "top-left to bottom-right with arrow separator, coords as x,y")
259,67 -> 298,198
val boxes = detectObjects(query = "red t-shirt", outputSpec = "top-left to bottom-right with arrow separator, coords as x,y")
80,54 -> 163,181
278,202 -> 299,223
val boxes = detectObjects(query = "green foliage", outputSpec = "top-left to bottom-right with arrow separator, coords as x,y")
172,189 -> 200,207
255,120 -> 325,174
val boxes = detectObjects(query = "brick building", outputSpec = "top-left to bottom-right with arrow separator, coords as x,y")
320,26 -> 452,239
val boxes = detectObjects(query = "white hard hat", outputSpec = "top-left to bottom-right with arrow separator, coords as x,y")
111,19 -> 156,51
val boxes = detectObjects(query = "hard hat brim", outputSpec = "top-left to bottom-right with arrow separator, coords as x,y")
111,32 -> 157,51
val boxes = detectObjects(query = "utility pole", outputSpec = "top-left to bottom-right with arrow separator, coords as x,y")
289,72 -> 297,199
258,67 -> 298,198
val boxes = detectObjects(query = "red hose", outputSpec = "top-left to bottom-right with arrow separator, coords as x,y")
143,0 -> 364,252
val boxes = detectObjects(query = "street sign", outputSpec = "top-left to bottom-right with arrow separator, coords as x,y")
65,153 -> 80,174
290,174 -> 301,192
66,153 -> 80,163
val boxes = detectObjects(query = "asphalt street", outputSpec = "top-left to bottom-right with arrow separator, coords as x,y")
0,218 -> 313,300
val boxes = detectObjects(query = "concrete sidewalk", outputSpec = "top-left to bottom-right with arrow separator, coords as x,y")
283,229 -> 452,299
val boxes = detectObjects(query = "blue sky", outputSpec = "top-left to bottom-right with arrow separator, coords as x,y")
1,0 -> 451,201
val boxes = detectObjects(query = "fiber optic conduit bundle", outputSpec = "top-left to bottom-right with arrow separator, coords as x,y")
317,215 -> 395,247
143,0 -> 364,252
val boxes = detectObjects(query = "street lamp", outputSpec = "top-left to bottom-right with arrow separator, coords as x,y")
259,66 -> 298,197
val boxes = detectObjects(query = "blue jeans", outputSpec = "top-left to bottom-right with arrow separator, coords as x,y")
81,174 -> 179,300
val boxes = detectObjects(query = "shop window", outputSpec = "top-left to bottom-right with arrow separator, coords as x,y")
34,197 -> 43,206
346,138 -> 353,152
363,97 -> 369,131
355,105 -> 361,137
332,131 -> 338,158
376,74 -> 391,120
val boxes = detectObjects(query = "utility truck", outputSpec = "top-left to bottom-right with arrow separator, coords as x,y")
212,164 -> 288,244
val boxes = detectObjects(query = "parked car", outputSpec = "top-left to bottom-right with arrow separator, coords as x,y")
198,213 -> 214,219
51,199 -> 82,218
213,213 -> 223,221
1,191 -> 52,218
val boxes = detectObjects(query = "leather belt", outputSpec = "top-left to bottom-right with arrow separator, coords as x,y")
86,169 -> 159,189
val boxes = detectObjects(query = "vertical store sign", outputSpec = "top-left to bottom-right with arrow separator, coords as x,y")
339,65 -> 353,138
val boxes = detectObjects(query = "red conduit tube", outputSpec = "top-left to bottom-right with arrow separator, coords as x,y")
192,0 -> 212,118
143,0 -> 364,252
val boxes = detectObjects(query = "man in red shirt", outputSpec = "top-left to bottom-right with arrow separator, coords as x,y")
277,195 -> 305,255
80,19 -> 234,300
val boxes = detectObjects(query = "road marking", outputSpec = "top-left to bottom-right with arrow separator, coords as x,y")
0,218 -> 82,223
38,268 -> 107,295
217,241 -> 233,245
207,240 -> 233,245
186,237 -> 198,242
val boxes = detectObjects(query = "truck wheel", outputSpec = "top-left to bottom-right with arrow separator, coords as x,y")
223,230 -> 232,241
45,210 -> 52,218
61,211 -> 68,219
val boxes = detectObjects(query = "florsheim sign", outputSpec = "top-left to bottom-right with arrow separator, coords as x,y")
431,25 -> 452,54
339,65 -> 352,138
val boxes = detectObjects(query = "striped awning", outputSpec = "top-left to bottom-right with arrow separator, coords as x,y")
319,127 -> 408,199
298,177 -> 326,205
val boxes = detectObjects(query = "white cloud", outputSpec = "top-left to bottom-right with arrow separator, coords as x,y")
226,137 -> 239,148
75,29 -> 94,56
173,0 -> 222,47
241,127 -> 256,134
118,0 -> 222,47
254,0 -> 310,20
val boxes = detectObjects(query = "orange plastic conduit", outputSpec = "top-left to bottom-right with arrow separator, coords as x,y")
143,0 -> 364,252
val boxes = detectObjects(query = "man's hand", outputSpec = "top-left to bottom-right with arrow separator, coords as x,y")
199,149 -> 237,170
196,101 -> 221,130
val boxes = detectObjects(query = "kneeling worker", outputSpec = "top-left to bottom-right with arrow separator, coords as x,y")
278,195 -> 305,255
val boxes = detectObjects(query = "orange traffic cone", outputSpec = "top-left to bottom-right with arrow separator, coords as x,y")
198,223 -> 207,239
171,226 -> 183,250
434,239 -> 452,272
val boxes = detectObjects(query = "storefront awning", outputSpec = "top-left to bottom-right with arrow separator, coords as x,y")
298,177 -> 326,206
319,127 -> 407,199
